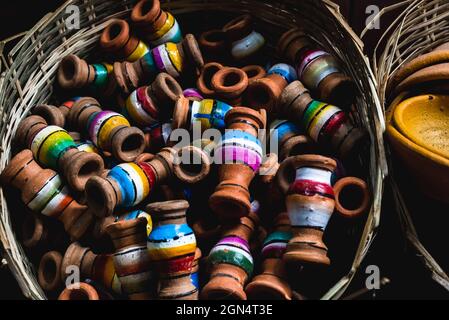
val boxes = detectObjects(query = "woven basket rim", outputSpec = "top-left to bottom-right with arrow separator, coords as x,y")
0,0 -> 386,300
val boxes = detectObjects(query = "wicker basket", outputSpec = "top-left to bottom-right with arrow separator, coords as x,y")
0,0 -> 386,300
368,0 -> 449,291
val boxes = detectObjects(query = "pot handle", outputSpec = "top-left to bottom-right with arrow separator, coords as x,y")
276,156 -> 297,195
333,177 -> 370,218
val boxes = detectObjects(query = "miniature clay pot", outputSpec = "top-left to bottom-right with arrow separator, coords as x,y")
198,29 -> 228,62
386,92 -> 449,203
113,34 -> 204,95
15,115 -> 105,193
201,212 -> 259,300
147,200 -> 198,300
223,14 -> 265,61
100,19 -> 149,61
0,150 -> 94,240
61,242 -> 122,295
172,96 -> 232,132
173,145 -> 211,184
245,63 -> 297,114
209,107 -> 265,220
211,67 -> 249,105
67,97 -> 145,162
242,65 -> 266,84
57,55 -> 116,94
278,28 -> 356,107
276,155 -> 370,267
38,251 -> 63,292
183,88 -> 203,101
131,0 -> 182,46
269,119 -> 317,161
106,218 -> 154,300
279,81 -> 366,160
197,62 -> 224,97
245,213 -> 293,300
124,73 -> 183,126
58,282 -> 100,300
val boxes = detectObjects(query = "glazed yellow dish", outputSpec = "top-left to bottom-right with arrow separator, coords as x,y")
393,95 -> 449,159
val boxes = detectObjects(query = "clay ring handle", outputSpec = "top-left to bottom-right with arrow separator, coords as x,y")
173,145 -> 211,184
276,156 -> 298,195
333,177 -> 370,218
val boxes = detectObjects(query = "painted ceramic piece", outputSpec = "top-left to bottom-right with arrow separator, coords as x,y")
0,150 -> 94,240
67,97 -> 145,162
147,200 -> 197,300
183,88 -> 203,101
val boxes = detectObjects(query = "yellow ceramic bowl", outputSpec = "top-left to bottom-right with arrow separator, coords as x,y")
386,92 -> 449,203
393,94 -> 449,159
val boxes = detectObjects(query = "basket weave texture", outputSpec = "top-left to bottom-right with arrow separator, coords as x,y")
0,0 -> 386,300
370,0 -> 449,291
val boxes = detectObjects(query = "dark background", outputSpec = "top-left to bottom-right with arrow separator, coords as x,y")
0,0 -> 448,300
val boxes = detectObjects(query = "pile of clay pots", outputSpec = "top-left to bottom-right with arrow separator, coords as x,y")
0,0 -> 371,300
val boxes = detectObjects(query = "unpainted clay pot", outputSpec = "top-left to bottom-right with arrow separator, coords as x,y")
58,282 -> 100,300
15,115 -> 105,193
100,18 -> 149,62
172,96 -> 232,132
279,81 -> 366,160
147,200 -> 198,300
0,150 -> 94,240
223,14 -> 265,61
38,251 -> 63,292
131,0 -> 182,46
67,97 -> 146,162
209,107 -> 265,220
124,73 -> 183,126
201,212 -> 259,300
198,29 -> 228,62
57,55 -> 116,94
278,27 -> 356,107
197,62 -> 224,97
113,34 -> 204,95
106,218 -> 154,300
211,67 -> 249,105
61,242 -> 122,295
245,213 -> 293,300
276,154 -> 370,267
245,63 -> 297,114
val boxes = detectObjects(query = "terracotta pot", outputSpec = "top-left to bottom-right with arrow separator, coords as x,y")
197,62 -> 224,97
209,107 -> 265,220
58,282 -> 100,300
269,119 -> 317,161
172,96 -> 232,131
147,200 -> 198,300
201,212 -> 258,300
198,29 -> 228,62
67,97 -> 145,162
106,218 -> 154,300
276,155 -> 370,267
223,15 -> 265,61
21,214 -> 66,250
100,19 -> 149,62
143,123 -> 172,152
0,150 -> 94,240
57,55 -> 116,94
60,242 -> 122,295
131,0 -> 182,46
245,63 -> 297,114
124,73 -> 183,126
113,34 -> 204,95
211,67 -> 249,105
183,88 -> 203,101
172,145 -> 211,184
279,81 -> 366,160
85,147 -> 175,217
278,28 -> 356,107
242,65 -> 266,85
38,251 -> 63,292
15,115 -> 105,193
245,213 -> 292,300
